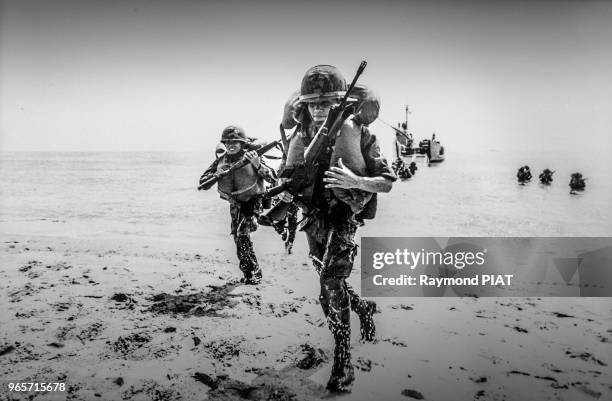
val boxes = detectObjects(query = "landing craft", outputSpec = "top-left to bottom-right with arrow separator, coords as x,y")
418,133 -> 445,164
384,105 -> 445,166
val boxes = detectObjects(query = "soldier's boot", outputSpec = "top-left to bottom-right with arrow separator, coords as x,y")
244,265 -> 262,285
345,283 -> 376,342
351,298 -> 377,342
284,241 -> 293,254
327,329 -> 354,393
320,279 -> 354,393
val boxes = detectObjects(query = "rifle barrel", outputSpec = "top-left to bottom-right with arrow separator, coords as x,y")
339,60 -> 367,110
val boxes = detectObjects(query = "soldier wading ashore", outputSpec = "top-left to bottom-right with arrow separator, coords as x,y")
271,63 -> 396,392
199,126 -> 276,284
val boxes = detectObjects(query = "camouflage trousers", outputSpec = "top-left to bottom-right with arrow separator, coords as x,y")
303,208 -> 372,365
272,201 -> 299,250
229,198 -> 263,281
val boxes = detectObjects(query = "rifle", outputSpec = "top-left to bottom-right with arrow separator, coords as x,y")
260,61 -> 367,223
198,140 -> 281,191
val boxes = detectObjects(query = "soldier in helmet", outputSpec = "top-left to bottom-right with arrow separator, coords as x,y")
199,125 -> 276,284
569,172 -> 586,192
278,65 -> 396,392
539,168 -> 554,185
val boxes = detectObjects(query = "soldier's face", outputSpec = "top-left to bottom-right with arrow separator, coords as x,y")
308,99 -> 338,123
223,140 -> 243,155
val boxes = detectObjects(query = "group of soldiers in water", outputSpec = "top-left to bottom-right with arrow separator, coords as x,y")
517,165 -> 587,192
198,63 -> 394,393
392,157 -> 418,179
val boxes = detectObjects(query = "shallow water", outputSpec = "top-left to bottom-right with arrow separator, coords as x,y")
0,150 -> 610,240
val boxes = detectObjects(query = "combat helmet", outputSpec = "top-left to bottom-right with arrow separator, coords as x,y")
221,125 -> 248,143
298,65 -> 348,103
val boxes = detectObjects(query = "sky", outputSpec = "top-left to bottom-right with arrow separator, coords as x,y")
1,0 -> 611,153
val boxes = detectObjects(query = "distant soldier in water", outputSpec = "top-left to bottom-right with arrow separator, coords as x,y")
408,161 -> 418,175
392,158 -> 412,179
539,168 -> 554,185
276,65 -> 396,392
517,165 -> 532,183
569,172 -> 586,193
199,126 -> 276,284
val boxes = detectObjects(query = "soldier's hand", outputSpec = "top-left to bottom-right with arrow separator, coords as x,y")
323,103 -> 354,129
325,104 -> 342,126
199,173 -> 212,185
245,151 -> 260,169
278,191 -> 294,203
324,158 -> 362,190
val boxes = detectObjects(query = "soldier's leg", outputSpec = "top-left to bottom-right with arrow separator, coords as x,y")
269,198 -> 288,237
286,204 -> 299,244
303,214 -> 327,274
234,234 -> 261,283
319,223 -> 357,392
347,281 -> 377,342
232,200 -> 262,284
303,214 -> 376,340
321,223 -> 377,341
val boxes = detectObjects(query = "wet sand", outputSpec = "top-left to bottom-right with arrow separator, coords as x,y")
1,233 -> 610,400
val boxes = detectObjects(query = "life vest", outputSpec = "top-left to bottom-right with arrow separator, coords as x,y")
283,130 -> 315,201
330,119 -> 373,213
284,120 -> 372,213
281,90 -> 301,129
216,154 -> 265,202
349,84 -> 380,127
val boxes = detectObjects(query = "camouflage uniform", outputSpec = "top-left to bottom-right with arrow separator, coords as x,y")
229,196 -> 263,282
271,200 -> 299,253
200,136 -> 276,283
295,122 -> 396,391
279,64 -> 395,392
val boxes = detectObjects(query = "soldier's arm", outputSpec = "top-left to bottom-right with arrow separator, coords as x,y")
324,128 -> 396,193
362,129 -> 398,183
325,159 -> 393,193
357,175 -> 393,193
245,150 -> 277,184
199,158 -> 221,184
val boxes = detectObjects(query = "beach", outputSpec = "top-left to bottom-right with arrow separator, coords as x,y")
1,151 -> 611,400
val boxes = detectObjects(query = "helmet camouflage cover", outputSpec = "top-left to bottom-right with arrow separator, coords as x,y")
298,65 -> 347,103
221,125 -> 248,143
286,83 -> 380,127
